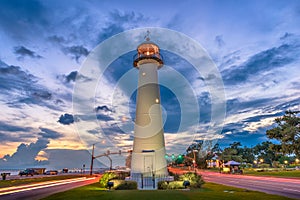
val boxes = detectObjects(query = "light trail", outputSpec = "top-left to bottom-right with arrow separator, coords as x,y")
0,177 -> 95,196
0,177 -> 87,192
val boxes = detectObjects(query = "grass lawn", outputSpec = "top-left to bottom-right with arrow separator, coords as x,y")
0,175 -> 87,188
243,169 -> 300,178
42,182 -> 293,200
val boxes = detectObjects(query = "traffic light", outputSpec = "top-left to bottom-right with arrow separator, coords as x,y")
177,154 -> 184,163
165,154 -> 169,159
171,154 -> 175,160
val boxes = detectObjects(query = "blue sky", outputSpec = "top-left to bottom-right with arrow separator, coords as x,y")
0,0 -> 299,169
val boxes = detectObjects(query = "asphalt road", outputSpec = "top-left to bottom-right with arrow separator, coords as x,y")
201,171 -> 300,199
0,176 -> 99,200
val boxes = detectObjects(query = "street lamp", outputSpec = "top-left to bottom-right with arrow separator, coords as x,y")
295,158 -> 299,164
259,158 -> 264,163
284,160 -> 288,169
253,160 -> 257,168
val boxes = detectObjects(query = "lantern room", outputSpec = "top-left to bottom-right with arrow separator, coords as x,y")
133,40 -> 163,68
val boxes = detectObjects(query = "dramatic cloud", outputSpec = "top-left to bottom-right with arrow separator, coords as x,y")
0,0 -> 47,40
0,60 -> 36,93
96,114 -> 115,122
38,128 -> 63,139
95,105 -> 113,113
215,35 -> 225,48
0,138 -> 49,168
65,71 -> 78,82
63,45 -> 89,62
280,32 -> 294,40
222,42 -> 299,85
0,121 -> 32,133
94,105 -> 115,122
58,71 -> 93,84
0,60 -> 56,109
97,10 -> 149,43
0,132 -> 31,143
13,46 -> 42,60
58,113 -> 75,125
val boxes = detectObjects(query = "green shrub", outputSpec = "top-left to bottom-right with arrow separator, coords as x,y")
99,172 -> 117,188
157,181 -> 185,190
110,179 -> 124,188
158,181 -> 168,190
258,163 -> 270,169
115,181 -> 137,190
168,181 -> 184,189
179,172 -> 204,188
158,172 -> 204,190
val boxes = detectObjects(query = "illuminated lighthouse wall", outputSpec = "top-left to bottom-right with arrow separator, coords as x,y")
130,39 -> 168,187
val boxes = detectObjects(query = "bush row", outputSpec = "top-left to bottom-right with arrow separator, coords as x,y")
99,171 -> 204,190
158,172 -> 204,190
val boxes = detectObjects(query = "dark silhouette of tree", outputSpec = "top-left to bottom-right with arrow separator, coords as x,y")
253,141 -> 278,165
241,146 -> 255,163
266,110 -> 300,157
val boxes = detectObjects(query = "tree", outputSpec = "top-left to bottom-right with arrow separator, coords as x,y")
241,146 -> 255,163
230,142 -> 242,150
266,110 -> 300,157
253,141 -> 278,165
220,142 -> 243,162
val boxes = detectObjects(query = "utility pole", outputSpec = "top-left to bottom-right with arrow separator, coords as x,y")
90,144 -> 95,175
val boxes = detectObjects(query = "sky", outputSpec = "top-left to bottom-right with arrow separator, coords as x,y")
0,0 -> 299,169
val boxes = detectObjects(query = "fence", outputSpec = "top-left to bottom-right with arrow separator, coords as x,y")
130,172 -> 170,190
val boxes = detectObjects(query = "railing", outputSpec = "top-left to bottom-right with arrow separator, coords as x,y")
130,172 -> 170,189
133,53 -> 164,67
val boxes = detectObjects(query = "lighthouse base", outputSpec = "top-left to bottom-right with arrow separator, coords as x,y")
130,150 -> 169,190
128,173 -> 173,190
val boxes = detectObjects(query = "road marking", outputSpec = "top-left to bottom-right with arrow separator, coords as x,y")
0,177 -> 95,196
282,188 -> 300,192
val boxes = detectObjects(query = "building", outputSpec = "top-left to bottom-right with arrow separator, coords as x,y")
130,36 -> 168,189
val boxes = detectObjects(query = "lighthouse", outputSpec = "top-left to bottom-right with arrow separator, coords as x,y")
130,35 -> 168,187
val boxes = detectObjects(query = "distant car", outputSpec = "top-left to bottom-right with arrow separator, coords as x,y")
45,170 -> 58,175
62,168 -> 68,173
19,169 -> 35,176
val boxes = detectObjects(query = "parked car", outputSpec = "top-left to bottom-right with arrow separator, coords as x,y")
45,170 -> 58,175
19,169 -> 35,176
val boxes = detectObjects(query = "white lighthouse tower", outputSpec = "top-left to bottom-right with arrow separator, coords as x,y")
130,35 -> 168,188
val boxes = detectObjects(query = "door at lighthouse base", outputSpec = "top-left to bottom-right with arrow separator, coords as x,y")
144,155 -> 153,173
143,153 -> 155,189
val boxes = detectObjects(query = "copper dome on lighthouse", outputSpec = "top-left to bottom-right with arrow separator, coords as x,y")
133,35 -> 163,68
